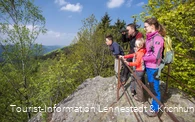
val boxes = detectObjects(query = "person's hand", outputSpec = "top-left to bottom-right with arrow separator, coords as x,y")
122,32 -> 126,35
119,55 -> 124,59
123,59 -> 128,64
123,59 -> 127,63
134,47 -> 138,52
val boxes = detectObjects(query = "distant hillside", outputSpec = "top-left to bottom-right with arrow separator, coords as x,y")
42,45 -> 63,54
0,45 -> 63,61
41,44 -> 76,60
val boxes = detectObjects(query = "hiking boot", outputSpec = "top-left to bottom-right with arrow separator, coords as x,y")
131,90 -> 136,97
120,76 -> 126,82
133,95 -> 144,103
120,76 -> 127,85
133,95 -> 139,101
121,80 -> 127,85
144,109 -> 158,117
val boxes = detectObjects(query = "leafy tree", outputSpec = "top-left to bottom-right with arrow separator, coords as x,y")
112,19 -> 126,48
0,0 -> 46,121
71,14 -> 114,77
98,12 -> 112,32
37,54 -> 80,107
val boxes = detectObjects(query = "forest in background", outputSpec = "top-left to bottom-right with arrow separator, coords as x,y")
0,0 -> 194,121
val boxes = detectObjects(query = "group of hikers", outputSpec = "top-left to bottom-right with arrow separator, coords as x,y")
105,17 -> 166,117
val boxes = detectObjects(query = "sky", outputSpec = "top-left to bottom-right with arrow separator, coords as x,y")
34,0 -> 148,46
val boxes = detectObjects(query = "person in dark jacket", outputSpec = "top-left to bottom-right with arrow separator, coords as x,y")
122,23 -> 143,54
120,23 -> 144,83
105,35 -> 126,84
106,35 -> 124,58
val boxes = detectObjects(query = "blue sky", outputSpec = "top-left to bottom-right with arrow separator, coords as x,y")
34,0 -> 148,46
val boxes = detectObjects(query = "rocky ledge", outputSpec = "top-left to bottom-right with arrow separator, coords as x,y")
30,76 -> 195,122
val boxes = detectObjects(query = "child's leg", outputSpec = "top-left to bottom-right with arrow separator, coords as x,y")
130,75 -> 136,95
135,71 -> 145,102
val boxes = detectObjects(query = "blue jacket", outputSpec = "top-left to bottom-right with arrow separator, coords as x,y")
109,42 -> 124,58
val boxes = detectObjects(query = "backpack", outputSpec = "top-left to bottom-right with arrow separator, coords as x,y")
162,36 -> 174,64
151,35 -> 174,79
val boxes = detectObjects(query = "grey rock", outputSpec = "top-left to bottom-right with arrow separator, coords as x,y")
29,76 -> 195,122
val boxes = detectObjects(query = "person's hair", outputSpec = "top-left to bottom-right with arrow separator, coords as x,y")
106,34 -> 113,41
135,38 -> 145,48
127,23 -> 138,31
144,18 -> 166,37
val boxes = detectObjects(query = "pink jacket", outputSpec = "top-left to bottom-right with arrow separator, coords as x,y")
143,31 -> 164,69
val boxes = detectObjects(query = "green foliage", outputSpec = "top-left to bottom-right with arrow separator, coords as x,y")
72,14 -> 114,77
37,54 -> 81,107
0,0 -> 46,121
112,19 -> 126,48
98,12 -> 112,32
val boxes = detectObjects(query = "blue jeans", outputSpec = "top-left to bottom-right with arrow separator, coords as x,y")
146,68 -> 161,112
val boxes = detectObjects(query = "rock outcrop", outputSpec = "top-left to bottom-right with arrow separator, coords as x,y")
30,76 -> 195,122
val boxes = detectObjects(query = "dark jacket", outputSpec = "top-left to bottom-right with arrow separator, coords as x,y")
109,42 -> 124,58
122,31 -> 143,54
